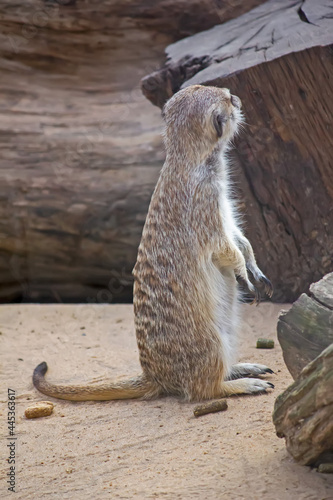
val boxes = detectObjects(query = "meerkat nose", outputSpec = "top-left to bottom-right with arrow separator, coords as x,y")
231,95 -> 241,109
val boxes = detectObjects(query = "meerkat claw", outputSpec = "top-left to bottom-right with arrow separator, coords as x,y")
246,265 -> 273,299
250,286 -> 261,306
260,275 -> 273,297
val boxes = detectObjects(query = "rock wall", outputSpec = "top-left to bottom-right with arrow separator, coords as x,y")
0,0 -> 264,302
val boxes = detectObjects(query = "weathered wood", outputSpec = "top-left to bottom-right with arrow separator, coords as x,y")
273,343 -> 333,466
277,273 -> 333,379
309,273 -> 333,310
142,0 -> 333,302
0,0 -> 265,303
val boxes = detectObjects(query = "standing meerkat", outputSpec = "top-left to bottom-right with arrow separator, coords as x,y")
33,85 -> 274,402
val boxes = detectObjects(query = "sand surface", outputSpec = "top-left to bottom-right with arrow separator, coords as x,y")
1,303 -> 333,499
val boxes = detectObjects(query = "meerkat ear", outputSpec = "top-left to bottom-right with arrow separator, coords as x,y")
213,113 -> 225,138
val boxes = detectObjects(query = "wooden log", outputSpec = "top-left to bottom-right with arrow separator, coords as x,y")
277,273 -> 333,379
273,343 -> 333,466
142,0 -> 333,302
0,0 -> 265,303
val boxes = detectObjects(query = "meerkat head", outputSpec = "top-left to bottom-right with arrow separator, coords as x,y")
162,85 -> 243,161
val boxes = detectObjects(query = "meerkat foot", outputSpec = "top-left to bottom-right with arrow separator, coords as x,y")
241,378 -> 274,394
220,378 -> 274,396
226,363 -> 274,380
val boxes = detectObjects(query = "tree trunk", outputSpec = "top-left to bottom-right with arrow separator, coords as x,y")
0,0 -> 264,303
142,0 -> 333,302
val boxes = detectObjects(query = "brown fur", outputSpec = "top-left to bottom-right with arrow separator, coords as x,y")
33,85 -> 273,402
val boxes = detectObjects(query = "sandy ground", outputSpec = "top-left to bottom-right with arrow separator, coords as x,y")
1,303 -> 333,500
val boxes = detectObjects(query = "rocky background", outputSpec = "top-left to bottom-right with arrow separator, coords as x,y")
0,0 -> 264,303
1,0 -> 332,303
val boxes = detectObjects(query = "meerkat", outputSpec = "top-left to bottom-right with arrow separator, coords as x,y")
33,85 -> 274,402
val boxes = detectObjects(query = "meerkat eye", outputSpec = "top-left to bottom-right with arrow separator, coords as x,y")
213,113 -> 227,138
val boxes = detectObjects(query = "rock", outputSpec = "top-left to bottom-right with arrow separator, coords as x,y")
142,0 -> 333,302
277,273 -> 333,379
273,343 -> 333,466
0,0 -> 264,303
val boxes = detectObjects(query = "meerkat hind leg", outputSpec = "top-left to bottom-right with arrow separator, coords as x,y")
226,363 -> 274,380
219,378 -> 274,397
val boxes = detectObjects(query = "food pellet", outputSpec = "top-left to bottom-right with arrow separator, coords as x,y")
25,401 -> 54,419
256,338 -> 274,349
194,399 -> 228,417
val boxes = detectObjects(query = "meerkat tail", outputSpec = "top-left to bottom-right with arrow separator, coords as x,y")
33,362 -> 158,401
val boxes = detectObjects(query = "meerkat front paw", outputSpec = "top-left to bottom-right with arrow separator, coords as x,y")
236,275 -> 262,305
258,274 -> 273,298
247,264 -> 273,298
